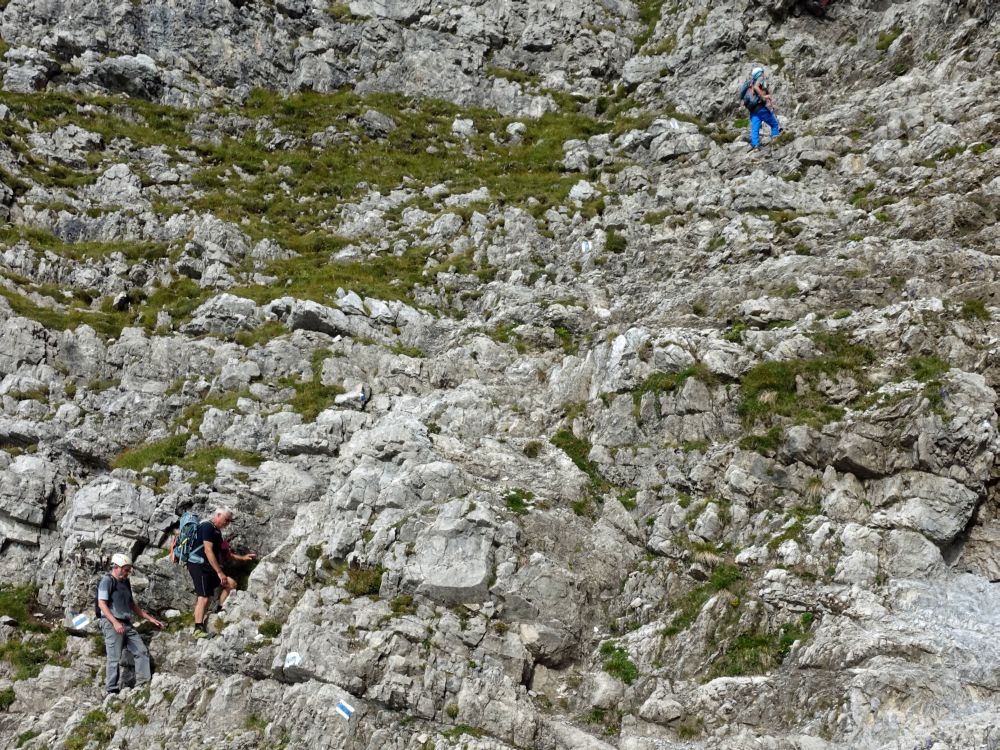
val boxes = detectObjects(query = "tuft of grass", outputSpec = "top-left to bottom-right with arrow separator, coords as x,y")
663,564 -> 742,637
909,355 -> 949,383
0,585 -> 40,625
550,429 -> 608,492
632,363 -> 717,419
15,730 -> 41,747
503,488 -> 534,515
257,620 -> 282,638
738,426 -> 784,456
875,27 -> 902,52
328,2 -> 364,21
707,611 -> 814,679
390,595 -> 417,617
111,433 -> 262,486
599,640 -> 639,685
345,565 -> 383,598
442,725 -> 484,740
120,701 -> 149,726
960,298 -> 991,321
633,0 -> 669,50
605,228 -> 627,254
65,709 -> 114,750
737,333 -> 874,429
485,66 -> 541,86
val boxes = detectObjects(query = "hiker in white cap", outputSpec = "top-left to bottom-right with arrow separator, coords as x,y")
95,553 -> 164,695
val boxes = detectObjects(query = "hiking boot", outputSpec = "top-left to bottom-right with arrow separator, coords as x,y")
193,628 -> 214,640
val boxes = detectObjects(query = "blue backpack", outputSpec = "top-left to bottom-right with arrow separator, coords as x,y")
170,511 -> 205,564
739,79 -> 764,111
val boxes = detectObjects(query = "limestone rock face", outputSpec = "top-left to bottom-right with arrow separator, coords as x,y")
0,0 -> 1000,748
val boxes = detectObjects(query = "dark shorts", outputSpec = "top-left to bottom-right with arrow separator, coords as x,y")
187,562 -> 220,597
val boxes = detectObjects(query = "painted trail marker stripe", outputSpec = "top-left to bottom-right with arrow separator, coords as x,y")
72,614 -> 90,628
335,700 -> 354,720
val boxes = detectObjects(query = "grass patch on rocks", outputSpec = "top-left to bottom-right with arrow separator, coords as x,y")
599,640 -> 639,684
504,488 -> 535,515
65,709 -> 115,750
345,565 -> 384,598
632,363 -> 716,419
738,332 -> 874,431
111,434 -> 262,486
706,612 -> 814,679
550,428 -> 609,493
662,563 -> 742,638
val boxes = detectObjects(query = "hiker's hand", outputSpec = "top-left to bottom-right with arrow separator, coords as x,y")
148,616 -> 164,629
222,575 -> 236,590
113,619 -> 125,635
246,552 -> 257,561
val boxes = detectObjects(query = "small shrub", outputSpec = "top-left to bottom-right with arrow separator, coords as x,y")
0,687 -> 14,711
15,730 -> 40,748
523,440 -> 542,458
446,703 -> 459,718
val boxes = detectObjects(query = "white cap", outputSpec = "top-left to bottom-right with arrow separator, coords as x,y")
751,66 -> 764,80
111,553 -> 132,568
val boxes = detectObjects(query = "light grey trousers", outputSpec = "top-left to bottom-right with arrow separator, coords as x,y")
98,618 -> 150,692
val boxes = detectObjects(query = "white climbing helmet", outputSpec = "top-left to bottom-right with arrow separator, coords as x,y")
111,553 -> 132,568
751,66 -> 765,81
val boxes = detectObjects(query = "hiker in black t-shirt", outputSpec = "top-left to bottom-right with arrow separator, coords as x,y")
96,553 -> 164,694
187,507 -> 256,638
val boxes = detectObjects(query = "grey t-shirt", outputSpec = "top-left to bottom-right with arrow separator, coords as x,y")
97,574 -> 134,621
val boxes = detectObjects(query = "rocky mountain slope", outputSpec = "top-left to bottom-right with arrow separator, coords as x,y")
0,0 -> 998,748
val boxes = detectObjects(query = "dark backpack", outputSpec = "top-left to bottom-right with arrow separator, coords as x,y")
169,511 -> 205,564
739,79 -> 764,112
94,574 -> 120,618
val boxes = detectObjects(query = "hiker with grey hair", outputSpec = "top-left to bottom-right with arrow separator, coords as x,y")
187,507 -> 256,638
96,553 -> 164,694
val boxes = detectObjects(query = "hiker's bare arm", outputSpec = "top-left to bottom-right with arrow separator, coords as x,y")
98,598 -> 125,635
753,82 -> 774,105
204,541 -> 235,589
131,600 -> 164,629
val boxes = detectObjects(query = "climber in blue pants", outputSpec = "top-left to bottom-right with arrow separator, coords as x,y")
739,66 -> 781,151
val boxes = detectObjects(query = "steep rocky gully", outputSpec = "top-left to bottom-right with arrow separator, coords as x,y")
0,0 -> 998,748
